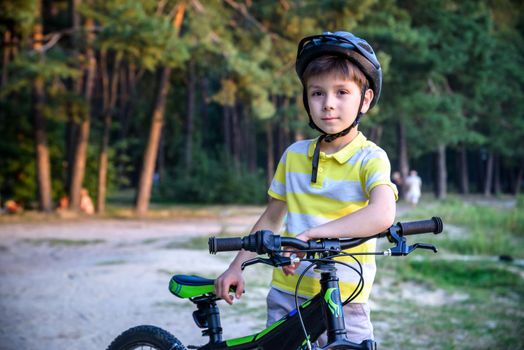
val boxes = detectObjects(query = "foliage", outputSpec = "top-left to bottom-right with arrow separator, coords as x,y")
1,0 -> 523,209
157,149 -> 266,204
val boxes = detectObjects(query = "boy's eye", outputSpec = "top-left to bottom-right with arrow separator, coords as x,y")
311,91 -> 323,96
339,90 -> 349,95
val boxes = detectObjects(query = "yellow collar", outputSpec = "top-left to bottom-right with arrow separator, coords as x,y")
307,132 -> 367,164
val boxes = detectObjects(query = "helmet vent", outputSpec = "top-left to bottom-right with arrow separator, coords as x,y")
357,42 -> 373,54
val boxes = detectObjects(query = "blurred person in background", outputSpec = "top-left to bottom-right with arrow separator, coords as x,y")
405,170 -> 422,206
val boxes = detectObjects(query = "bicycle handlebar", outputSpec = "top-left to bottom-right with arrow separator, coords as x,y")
209,217 -> 443,255
396,217 -> 443,236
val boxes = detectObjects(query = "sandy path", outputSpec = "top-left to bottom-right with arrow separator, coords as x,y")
0,209 -> 269,350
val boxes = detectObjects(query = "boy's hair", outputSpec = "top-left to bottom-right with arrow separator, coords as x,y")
302,55 -> 369,90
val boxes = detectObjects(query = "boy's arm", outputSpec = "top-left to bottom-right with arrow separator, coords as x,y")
214,197 -> 287,304
299,184 -> 396,240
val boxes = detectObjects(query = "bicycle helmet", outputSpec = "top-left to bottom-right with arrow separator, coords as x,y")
295,31 -> 382,182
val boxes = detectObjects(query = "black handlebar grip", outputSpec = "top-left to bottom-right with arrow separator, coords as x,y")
398,216 -> 443,236
208,237 -> 243,254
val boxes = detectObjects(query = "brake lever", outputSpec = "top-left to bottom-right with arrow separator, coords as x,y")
411,243 -> 438,253
240,254 -> 299,270
384,226 -> 438,256
241,258 -> 263,270
384,242 -> 438,256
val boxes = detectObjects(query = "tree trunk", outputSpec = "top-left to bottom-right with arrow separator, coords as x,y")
157,127 -> 166,184
458,145 -> 469,195
69,119 -> 90,208
116,64 -> 132,181
135,67 -> 172,215
436,143 -> 447,199
514,162 -> 523,195
475,151 -> 484,193
292,95 -> 304,142
69,12 -> 96,210
2,30 -> 12,86
239,103 -> 248,166
484,151 -> 494,197
397,121 -> 409,180
69,0 -> 81,31
65,0 -> 81,192
96,51 -> 121,213
34,80 -> 53,212
247,111 -> 256,173
266,120 -> 274,188
134,2 -> 184,215
282,97 -> 290,149
184,59 -> 196,170
200,77 -> 210,147
368,126 -> 383,146
223,106 -> 232,154
277,100 -> 286,157
231,103 -> 241,170
32,3 -> 52,212
65,115 -> 77,192
494,154 -> 501,195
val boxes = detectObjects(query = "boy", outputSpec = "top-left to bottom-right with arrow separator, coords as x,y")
215,31 -> 397,344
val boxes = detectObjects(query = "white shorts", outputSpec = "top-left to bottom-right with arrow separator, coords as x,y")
405,191 -> 420,204
266,287 -> 374,345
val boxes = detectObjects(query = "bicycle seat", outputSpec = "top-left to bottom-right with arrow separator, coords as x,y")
169,275 -> 215,299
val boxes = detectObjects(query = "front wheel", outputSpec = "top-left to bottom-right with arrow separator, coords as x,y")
107,325 -> 187,350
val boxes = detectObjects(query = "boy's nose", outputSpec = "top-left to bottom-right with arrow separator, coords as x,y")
323,95 -> 335,111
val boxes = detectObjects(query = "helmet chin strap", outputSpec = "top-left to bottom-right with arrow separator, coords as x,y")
310,86 -> 367,183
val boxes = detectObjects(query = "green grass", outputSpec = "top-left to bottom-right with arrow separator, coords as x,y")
378,258 -> 524,297
374,197 -> 524,348
398,196 -> 524,258
374,253 -> 524,349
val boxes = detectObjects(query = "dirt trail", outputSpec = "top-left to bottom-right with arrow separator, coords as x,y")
0,202 -> 455,350
0,208 -> 266,350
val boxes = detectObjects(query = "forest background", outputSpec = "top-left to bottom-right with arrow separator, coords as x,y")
1,0 -> 523,215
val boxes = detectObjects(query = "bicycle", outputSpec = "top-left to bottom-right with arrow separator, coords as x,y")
107,216 -> 443,350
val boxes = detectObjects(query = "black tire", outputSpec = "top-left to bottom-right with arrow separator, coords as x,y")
107,325 -> 187,350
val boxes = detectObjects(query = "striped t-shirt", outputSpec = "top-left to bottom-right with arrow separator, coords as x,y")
267,132 -> 398,303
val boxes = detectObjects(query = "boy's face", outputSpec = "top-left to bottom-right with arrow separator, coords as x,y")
306,72 -> 373,135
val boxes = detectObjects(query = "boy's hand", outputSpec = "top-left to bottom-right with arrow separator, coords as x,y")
282,231 -> 310,276
214,266 -> 244,305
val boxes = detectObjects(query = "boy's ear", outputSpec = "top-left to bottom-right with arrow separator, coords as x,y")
360,88 -> 374,114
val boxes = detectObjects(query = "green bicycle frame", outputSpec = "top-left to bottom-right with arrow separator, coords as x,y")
171,261 -> 375,350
